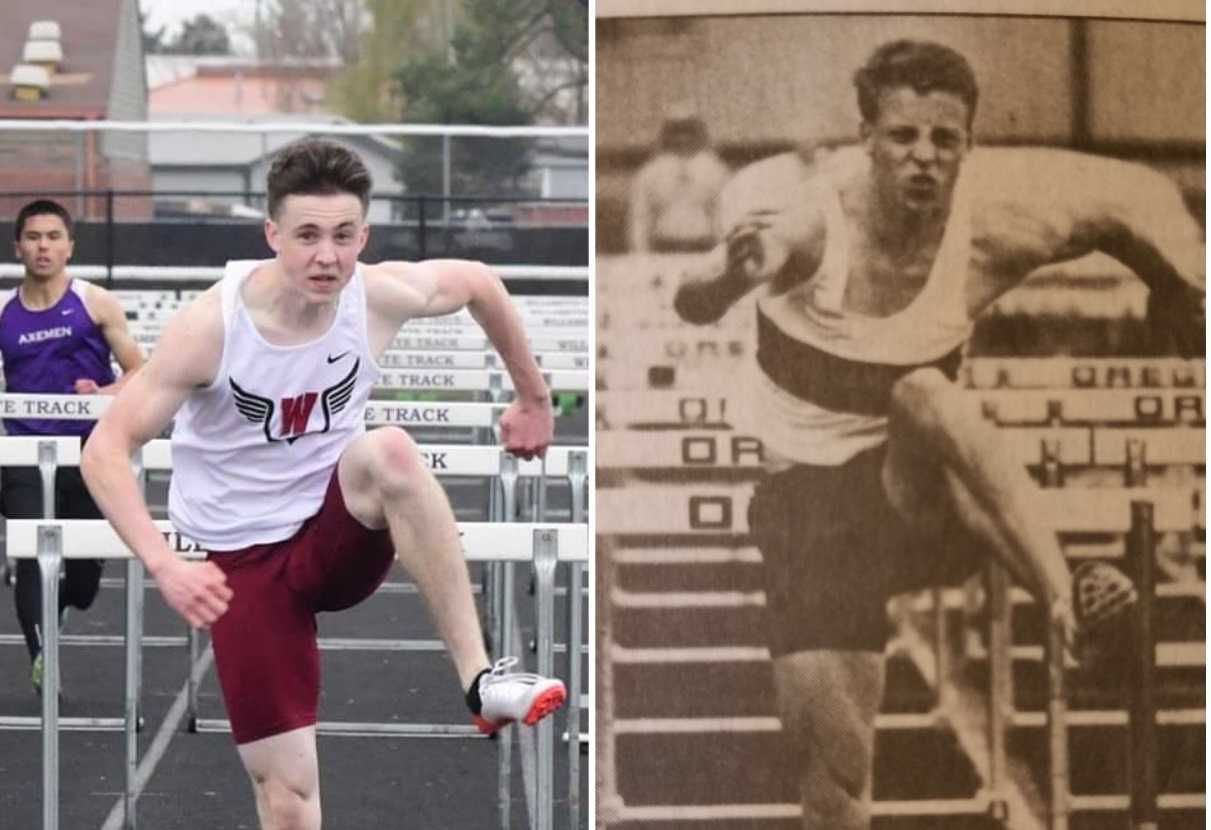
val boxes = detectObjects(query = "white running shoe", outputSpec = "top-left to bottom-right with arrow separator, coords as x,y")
473,657 -> 566,735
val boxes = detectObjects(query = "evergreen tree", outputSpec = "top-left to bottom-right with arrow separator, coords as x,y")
167,15 -> 232,56
391,0 -> 587,199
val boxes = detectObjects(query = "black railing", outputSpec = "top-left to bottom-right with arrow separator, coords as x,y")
0,189 -> 589,283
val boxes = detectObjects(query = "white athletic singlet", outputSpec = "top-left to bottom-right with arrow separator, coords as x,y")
168,260 -> 381,550
744,152 -> 975,466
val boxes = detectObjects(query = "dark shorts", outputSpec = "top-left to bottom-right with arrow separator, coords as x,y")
747,444 -> 978,655
1,465 -> 105,519
208,469 -> 396,745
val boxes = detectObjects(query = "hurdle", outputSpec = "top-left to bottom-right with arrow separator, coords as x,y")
0,422 -> 590,830
6,517 -> 588,830
0,435 -> 135,733
375,368 -> 589,395
599,481 -> 1203,824
140,433 -> 592,830
173,442 -> 589,734
0,393 -> 550,431
596,381 -> 1205,826
596,387 -> 1206,429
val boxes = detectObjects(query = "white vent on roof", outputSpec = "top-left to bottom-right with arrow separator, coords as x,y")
24,40 -> 63,67
29,20 -> 62,41
11,64 -> 49,101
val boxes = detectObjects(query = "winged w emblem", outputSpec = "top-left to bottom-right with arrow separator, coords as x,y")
230,358 -> 360,445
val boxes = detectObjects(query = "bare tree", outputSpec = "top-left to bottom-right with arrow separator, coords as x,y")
251,0 -> 366,63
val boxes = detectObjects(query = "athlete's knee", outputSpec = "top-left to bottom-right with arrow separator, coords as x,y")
252,773 -> 320,830
365,427 -> 429,498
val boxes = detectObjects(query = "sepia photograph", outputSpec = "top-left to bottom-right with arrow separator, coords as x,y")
595,3 -> 1204,829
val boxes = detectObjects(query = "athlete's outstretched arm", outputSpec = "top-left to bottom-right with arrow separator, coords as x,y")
81,291 -> 232,627
674,177 -> 827,325
971,150 -> 1205,354
365,259 -> 552,458
1089,162 -> 1205,355
673,242 -> 756,325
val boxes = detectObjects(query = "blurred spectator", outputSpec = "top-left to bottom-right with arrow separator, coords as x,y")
628,103 -> 729,253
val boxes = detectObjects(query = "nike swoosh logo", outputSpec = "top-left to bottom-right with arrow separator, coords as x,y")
326,351 -> 350,364
61,309 -> 74,315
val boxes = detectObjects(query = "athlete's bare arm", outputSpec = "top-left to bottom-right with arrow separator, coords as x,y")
79,284 -> 145,395
964,148 -> 1205,351
81,289 -> 232,627
674,169 -> 830,325
364,259 -> 552,458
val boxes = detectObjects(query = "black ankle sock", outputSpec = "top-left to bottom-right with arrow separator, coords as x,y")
465,667 -> 491,715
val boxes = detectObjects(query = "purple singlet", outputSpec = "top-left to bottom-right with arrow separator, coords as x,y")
0,280 -> 115,436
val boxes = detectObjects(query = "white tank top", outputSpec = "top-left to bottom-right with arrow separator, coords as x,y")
168,260 -> 381,550
743,156 -> 974,465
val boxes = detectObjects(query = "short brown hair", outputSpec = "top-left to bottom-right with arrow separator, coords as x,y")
854,40 -> 979,129
266,139 -> 373,218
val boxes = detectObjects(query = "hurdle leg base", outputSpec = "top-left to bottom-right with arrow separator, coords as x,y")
987,798 -> 1009,823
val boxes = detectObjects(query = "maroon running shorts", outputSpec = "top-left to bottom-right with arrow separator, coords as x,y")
207,468 -> 396,745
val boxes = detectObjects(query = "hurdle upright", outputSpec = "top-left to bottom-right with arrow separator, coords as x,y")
7,518 -> 588,830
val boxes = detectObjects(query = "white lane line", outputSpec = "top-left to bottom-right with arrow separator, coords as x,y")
613,645 -> 770,664
612,588 -> 766,608
612,547 -> 763,565
98,643 -> 215,830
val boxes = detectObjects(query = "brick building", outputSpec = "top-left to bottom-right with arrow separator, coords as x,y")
0,0 -> 151,220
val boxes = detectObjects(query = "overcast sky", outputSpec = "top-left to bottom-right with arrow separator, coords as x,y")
140,0 -> 255,50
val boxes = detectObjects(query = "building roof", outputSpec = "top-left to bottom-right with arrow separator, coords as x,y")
145,55 -> 340,90
148,56 -> 339,117
0,0 -> 125,117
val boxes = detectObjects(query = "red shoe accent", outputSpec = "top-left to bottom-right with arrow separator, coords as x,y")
522,685 -> 567,726
474,714 -> 510,735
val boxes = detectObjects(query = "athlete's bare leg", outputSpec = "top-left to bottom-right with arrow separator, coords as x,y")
338,426 -> 490,690
237,726 -> 321,830
773,651 -> 884,830
230,429 -> 499,828
776,367 -> 1080,828
884,367 -> 1076,642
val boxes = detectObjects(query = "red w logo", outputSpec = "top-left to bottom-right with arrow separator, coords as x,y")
230,359 -> 359,445
280,393 -> 318,437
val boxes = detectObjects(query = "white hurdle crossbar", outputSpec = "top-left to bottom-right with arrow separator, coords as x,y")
0,394 -> 523,429
135,439 -> 591,752
6,518 -> 588,830
0,433 -> 588,830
